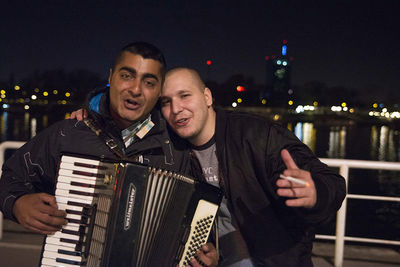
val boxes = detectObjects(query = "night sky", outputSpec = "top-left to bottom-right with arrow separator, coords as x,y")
1,1 -> 399,96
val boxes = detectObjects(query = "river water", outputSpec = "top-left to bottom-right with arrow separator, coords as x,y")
1,111 -> 399,242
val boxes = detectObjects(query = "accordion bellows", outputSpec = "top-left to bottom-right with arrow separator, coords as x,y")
40,154 -> 223,267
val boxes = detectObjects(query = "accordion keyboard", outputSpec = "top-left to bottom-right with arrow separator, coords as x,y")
40,156 -> 116,267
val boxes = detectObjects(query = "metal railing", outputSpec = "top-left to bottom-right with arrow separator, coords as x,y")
317,158 -> 400,267
0,142 -> 399,267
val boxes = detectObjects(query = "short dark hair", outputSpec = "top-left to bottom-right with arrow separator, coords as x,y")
112,42 -> 166,76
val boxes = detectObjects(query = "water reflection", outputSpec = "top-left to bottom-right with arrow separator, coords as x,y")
370,125 -> 399,162
327,126 -> 346,159
294,122 -> 316,152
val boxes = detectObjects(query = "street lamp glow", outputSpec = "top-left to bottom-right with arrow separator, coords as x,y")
24,105 -> 30,110
261,99 -> 267,105
232,102 -> 237,108
237,98 -> 242,103
43,91 -> 49,96
288,100 -> 293,105
31,95 -> 37,100
14,85 -> 20,90
65,92 -> 71,97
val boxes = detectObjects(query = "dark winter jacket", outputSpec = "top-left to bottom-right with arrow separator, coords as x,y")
0,87 -> 191,221
214,108 -> 346,266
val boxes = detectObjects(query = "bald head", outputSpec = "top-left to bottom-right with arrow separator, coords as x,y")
164,68 -> 206,93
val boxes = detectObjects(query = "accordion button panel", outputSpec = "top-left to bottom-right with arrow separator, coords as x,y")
179,199 -> 219,267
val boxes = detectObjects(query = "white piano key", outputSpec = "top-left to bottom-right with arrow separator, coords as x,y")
61,155 -> 104,166
57,182 -> 96,194
65,213 -> 84,221
43,250 -> 84,263
41,257 -> 82,267
62,223 -> 83,233
56,189 -> 94,201
44,243 -> 76,253
57,175 -> 100,185
58,203 -> 84,212
58,169 -> 102,181
51,231 -> 82,241
45,236 -> 77,248
56,196 -> 93,206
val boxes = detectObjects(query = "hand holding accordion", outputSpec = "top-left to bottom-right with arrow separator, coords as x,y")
40,154 -> 222,267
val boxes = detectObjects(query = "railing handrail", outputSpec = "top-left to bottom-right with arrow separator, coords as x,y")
318,157 -> 400,267
0,142 -> 399,267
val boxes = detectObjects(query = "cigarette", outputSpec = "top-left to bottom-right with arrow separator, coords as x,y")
279,174 -> 310,187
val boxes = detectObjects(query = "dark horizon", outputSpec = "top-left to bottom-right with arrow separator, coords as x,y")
2,1 -> 399,97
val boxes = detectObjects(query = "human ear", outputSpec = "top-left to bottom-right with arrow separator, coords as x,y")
204,87 -> 213,107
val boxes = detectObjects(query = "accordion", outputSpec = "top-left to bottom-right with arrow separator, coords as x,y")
39,154 -> 223,267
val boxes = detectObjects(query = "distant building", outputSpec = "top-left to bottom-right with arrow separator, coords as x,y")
264,40 -> 293,106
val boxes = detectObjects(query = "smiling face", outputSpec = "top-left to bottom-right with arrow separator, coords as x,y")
108,51 -> 162,129
160,68 -> 215,146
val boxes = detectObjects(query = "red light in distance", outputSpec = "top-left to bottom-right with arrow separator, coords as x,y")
206,60 -> 212,65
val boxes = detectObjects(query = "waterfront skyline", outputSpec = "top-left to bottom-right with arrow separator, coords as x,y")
1,1 -> 399,97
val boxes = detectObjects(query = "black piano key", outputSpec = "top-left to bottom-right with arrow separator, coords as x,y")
61,228 -> 85,236
74,162 -> 108,170
72,170 -> 105,178
56,257 -> 85,266
69,189 -> 96,197
67,200 -> 91,208
58,249 -> 83,257
60,238 -> 80,245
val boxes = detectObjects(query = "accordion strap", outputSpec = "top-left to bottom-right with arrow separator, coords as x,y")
83,117 -> 128,161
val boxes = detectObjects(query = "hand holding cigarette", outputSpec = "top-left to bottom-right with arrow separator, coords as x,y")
276,149 -> 317,208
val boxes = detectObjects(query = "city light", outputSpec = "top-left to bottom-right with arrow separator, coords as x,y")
65,92 -> 71,97
206,60 -> 212,65
14,85 -> 20,90
288,100 -> 293,105
24,105 -> 29,110
232,102 -> 237,108
2,104 -> 9,109
282,61 -> 287,66
373,103 -> 378,108
31,95 -> 37,100
53,90 -> 58,95
237,98 -> 242,103
261,99 -> 267,105
0,90 -> 5,95
34,88 -> 40,93
277,60 -> 282,65
313,101 -> 318,106
341,102 -> 347,107
43,91 -> 49,96
236,86 -> 245,92
282,45 -> 287,56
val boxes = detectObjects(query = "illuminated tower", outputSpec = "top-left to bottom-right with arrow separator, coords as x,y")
264,40 -> 293,106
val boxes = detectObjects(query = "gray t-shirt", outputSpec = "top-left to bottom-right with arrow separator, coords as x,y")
192,138 -> 254,267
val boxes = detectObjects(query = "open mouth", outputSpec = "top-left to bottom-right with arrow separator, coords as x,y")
124,99 -> 140,109
175,118 -> 189,127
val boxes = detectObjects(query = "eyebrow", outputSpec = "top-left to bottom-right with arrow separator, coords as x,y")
119,66 -> 159,82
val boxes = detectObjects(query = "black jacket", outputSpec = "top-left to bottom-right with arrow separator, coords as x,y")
214,109 -> 346,266
0,87 -> 191,221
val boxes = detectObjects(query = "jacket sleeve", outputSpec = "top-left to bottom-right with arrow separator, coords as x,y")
265,124 -> 346,225
0,121 -> 64,221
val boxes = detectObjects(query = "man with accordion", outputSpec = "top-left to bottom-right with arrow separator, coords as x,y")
0,42 -> 219,266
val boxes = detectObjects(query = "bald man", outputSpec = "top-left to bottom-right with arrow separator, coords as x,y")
160,68 -> 346,267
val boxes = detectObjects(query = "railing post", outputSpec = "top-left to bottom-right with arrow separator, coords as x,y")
334,165 -> 349,267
